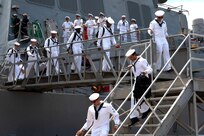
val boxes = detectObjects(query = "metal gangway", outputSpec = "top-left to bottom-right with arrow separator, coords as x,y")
83,33 -> 204,135
0,28 -> 152,91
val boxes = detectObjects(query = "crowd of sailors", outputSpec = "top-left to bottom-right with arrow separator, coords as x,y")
5,10 -> 175,134
6,10 -> 172,82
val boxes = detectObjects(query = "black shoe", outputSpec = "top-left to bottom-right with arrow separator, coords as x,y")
142,109 -> 151,119
71,70 -> 75,73
128,117 -> 139,127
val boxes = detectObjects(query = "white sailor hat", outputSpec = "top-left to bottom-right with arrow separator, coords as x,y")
76,14 -> 81,17
22,13 -> 27,16
131,18 -> 136,22
99,12 -> 104,16
125,49 -> 135,57
13,14 -> 17,17
74,25 -> 81,29
107,17 -> 114,24
95,16 -> 99,19
14,42 -> 20,46
50,30 -> 57,34
155,10 -> 165,17
88,13 -> 93,17
31,38 -> 37,42
65,16 -> 70,19
121,15 -> 126,18
89,93 -> 100,101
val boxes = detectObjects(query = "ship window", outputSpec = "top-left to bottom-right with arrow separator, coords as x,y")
26,0 -> 55,7
141,5 -> 152,27
58,0 -> 77,12
127,1 -> 142,27
80,0 -> 104,16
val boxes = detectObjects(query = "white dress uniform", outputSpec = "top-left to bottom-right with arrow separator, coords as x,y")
117,20 -> 129,42
130,23 -> 138,42
62,21 -> 74,43
148,10 -> 171,71
85,19 -> 95,40
6,48 -> 24,81
67,30 -> 83,72
97,17 -> 106,27
26,45 -> 40,78
129,56 -> 152,119
74,19 -> 83,27
82,101 -> 120,136
94,17 -> 99,35
97,23 -> 116,71
44,37 -> 60,76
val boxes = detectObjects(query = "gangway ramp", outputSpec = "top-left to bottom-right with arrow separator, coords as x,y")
3,71 -> 129,91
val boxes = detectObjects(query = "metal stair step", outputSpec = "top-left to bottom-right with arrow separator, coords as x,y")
152,86 -> 183,97
149,96 -> 177,101
152,104 -> 172,109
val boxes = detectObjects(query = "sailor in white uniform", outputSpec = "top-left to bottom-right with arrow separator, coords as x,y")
74,14 -> 83,27
97,12 -> 106,27
117,15 -> 129,42
125,49 -> 152,126
62,16 -> 74,43
130,18 -> 139,42
6,42 -> 24,81
94,16 -> 99,36
85,13 -> 95,40
148,10 -> 172,72
76,93 -> 120,136
26,39 -> 41,78
97,17 -> 118,71
44,30 -> 60,76
67,26 -> 83,73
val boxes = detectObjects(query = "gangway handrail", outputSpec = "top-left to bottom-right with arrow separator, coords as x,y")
113,33 -> 190,135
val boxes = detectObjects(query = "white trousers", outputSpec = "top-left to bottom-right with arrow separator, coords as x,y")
46,53 -> 60,76
155,38 -> 171,71
26,58 -> 39,78
91,125 -> 109,136
130,32 -> 138,42
8,64 -> 24,82
71,46 -> 82,72
102,51 -> 111,71
119,31 -> 128,42
88,28 -> 94,40
130,93 -> 149,119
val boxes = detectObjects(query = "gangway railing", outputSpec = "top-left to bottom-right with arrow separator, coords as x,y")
112,33 -> 192,135
82,33 -> 195,135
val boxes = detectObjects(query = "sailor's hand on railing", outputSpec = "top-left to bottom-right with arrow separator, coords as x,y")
124,65 -> 133,71
75,129 -> 86,136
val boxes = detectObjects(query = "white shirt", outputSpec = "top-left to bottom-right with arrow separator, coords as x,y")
130,24 -> 138,32
148,19 -> 168,39
6,48 -> 22,64
131,56 -> 152,78
97,17 -> 106,27
62,21 -> 73,32
82,102 -> 120,130
67,31 -> 83,49
26,45 -> 40,60
44,37 -> 59,54
74,19 -> 83,27
117,20 -> 129,33
97,25 -> 116,49
85,19 -> 95,28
